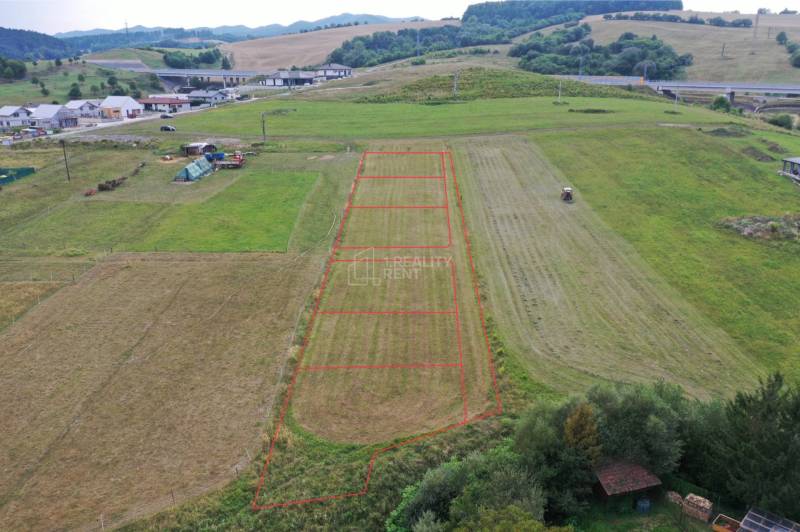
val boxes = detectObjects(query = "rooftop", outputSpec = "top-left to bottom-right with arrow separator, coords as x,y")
783,157 -> 800,164
268,70 -> 317,79
30,104 -> 66,119
0,105 -> 27,116
319,63 -> 351,70
65,100 -> 99,109
139,97 -> 189,105
595,461 -> 661,496
100,95 -> 143,108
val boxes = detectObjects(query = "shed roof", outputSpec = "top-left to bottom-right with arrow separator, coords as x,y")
783,157 -> 800,164
739,508 -> 800,532
595,461 -> 661,496
100,96 -> 143,109
268,70 -> 317,79
188,90 -> 224,98
139,97 -> 189,105
65,99 -> 98,109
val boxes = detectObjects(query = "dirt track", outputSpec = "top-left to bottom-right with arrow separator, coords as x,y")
222,20 -> 457,71
0,252 -> 321,531
451,135 -> 761,398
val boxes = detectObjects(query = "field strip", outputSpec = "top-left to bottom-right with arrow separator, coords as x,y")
251,150 -> 502,510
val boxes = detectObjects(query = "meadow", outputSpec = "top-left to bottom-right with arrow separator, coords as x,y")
0,61 -> 157,105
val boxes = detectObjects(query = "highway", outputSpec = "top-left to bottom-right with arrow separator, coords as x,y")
558,75 -> 800,95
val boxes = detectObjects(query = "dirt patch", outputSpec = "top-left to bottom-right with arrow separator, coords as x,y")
742,146 -> 775,162
0,252 -> 320,531
568,108 -> 614,114
704,126 -> 750,137
720,214 -> 800,241
760,138 -> 789,154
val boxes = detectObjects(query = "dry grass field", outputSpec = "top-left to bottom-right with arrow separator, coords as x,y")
451,135 -> 762,399
583,11 -> 800,82
0,253 -> 322,530
222,20 -> 458,71
253,144 -> 500,508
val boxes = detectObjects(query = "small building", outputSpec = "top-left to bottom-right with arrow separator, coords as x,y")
188,90 -> 228,105
0,105 -> 32,130
149,93 -> 190,101
260,70 -> 318,87
316,63 -> 353,80
779,157 -> 800,184
175,157 -> 214,182
65,99 -> 102,118
738,507 -> 800,532
138,97 -> 192,114
181,142 -> 218,156
99,96 -> 144,119
594,460 -> 661,497
29,104 -> 78,129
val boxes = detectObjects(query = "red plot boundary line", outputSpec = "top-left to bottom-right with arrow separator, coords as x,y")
251,151 -> 503,511
302,362 -> 461,372
318,309 -> 455,316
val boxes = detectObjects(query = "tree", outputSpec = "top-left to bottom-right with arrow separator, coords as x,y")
792,52 -> 800,68
41,87 -> 50,96
587,381 -> 685,475
717,374 -> 800,518
90,85 -> 99,96
711,95 -> 732,112
107,75 -> 117,87
221,55 -> 232,70
2,66 -> 14,79
54,57 -> 62,66
30,76 -> 39,84
776,31 -> 788,45
77,73 -> 86,82
564,403 -> 602,464
68,83 -> 82,98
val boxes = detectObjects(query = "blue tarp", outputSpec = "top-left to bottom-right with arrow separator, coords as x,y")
0,167 -> 35,187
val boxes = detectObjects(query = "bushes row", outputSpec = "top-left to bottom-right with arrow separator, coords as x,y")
386,374 -> 800,530
604,11 -> 753,27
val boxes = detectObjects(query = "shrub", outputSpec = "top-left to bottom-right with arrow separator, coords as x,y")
68,83 -> 82,98
776,31 -> 788,45
711,95 -> 732,112
767,114 -> 794,130
792,51 -> 800,68
411,57 -> 426,65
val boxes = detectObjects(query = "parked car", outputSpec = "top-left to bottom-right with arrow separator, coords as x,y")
160,113 -> 174,119
160,125 -> 176,132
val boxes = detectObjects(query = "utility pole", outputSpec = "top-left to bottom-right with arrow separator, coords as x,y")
674,91 -> 679,112
416,30 -> 421,57
59,140 -> 71,182
579,55 -> 584,77
643,63 -> 649,81
721,43 -> 726,58
558,80 -> 562,103
753,12 -> 760,40
261,111 -> 267,142
452,70 -> 460,97
124,20 -> 130,44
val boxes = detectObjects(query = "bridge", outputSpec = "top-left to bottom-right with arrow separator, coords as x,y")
559,75 -> 800,101
86,60 -> 272,85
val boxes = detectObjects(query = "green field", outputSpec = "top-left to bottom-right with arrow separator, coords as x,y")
87,47 -> 224,69
0,61 -> 158,105
3,63 -> 800,530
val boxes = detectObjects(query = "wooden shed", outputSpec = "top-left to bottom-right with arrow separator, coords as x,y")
594,460 -> 662,497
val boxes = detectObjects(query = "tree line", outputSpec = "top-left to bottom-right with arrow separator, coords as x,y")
0,26 -> 72,61
775,31 -> 800,68
510,24 -> 692,79
0,55 -> 27,80
386,374 -> 800,531
603,11 -> 753,27
162,47 -> 225,69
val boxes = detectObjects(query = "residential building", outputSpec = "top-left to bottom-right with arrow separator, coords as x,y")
188,90 -> 228,104
0,106 -> 32,130
29,104 -> 78,129
139,97 -> 192,113
65,99 -> 102,118
316,63 -> 353,80
99,96 -> 144,119
260,70 -> 318,87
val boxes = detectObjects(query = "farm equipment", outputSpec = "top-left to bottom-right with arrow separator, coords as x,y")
560,186 -> 574,202
97,176 -> 127,192
215,151 -> 246,169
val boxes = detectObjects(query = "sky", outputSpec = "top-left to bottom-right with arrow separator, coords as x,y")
0,0 -> 796,35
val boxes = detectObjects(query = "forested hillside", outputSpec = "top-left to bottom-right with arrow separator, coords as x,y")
327,0 -> 684,67
0,27 -> 72,60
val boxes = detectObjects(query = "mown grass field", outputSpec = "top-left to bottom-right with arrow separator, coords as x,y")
533,125 -> 800,381
4,65 -> 800,529
94,95 -> 739,141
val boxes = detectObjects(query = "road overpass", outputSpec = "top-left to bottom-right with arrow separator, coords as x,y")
559,75 -> 800,99
86,60 -> 272,85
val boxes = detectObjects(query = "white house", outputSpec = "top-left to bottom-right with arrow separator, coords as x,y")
99,96 -> 144,119
65,99 -> 102,118
260,71 -> 318,87
0,106 -> 32,130
316,63 -> 353,80
29,105 -> 78,129
187,90 -> 228,104
138,97 -> 192,113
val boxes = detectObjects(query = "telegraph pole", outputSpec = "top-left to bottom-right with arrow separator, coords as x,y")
261,111 -> 267,142
59,140 -> 71,182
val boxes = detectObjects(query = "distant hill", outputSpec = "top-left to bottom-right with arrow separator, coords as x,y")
0,26 -> 73,60
54,13 -> 421,40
